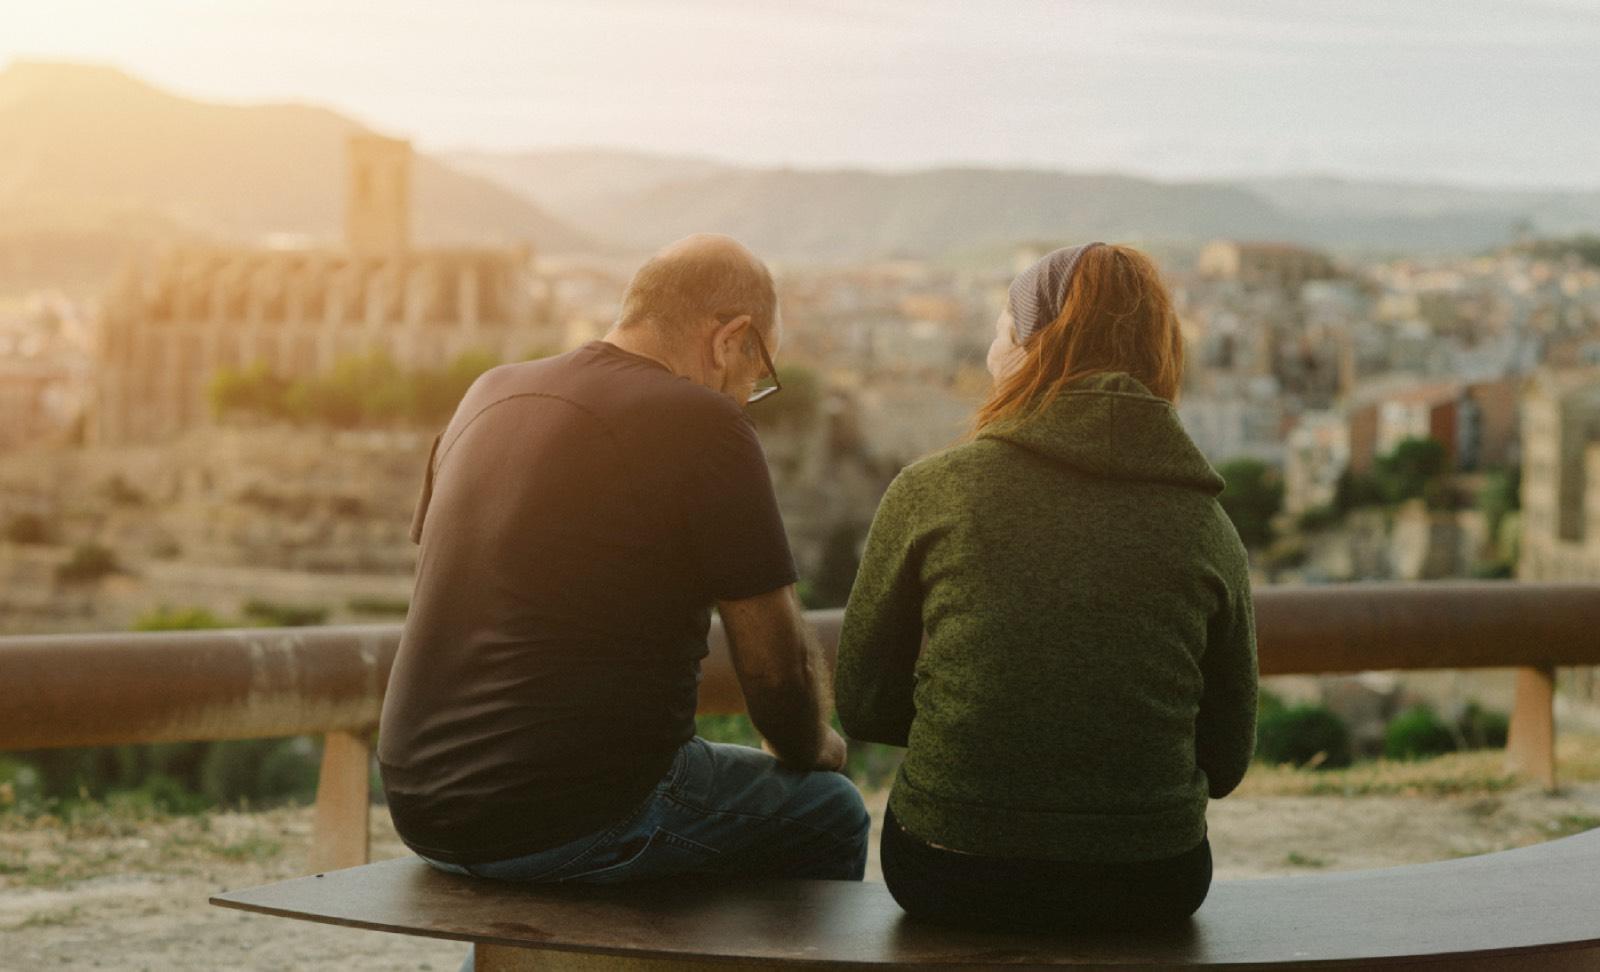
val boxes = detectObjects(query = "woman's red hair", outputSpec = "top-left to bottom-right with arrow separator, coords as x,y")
973,244 -> 1184,434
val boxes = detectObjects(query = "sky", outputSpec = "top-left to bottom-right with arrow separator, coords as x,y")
5,0 -> 1600,188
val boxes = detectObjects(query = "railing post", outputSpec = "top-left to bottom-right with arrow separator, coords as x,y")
1506,665 -> 1557,791
311,729 -> 373,872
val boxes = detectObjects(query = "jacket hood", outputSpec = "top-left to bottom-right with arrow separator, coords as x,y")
977,372 -> 1225,494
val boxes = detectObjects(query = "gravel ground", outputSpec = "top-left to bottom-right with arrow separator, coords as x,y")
5,741 -> 1600,971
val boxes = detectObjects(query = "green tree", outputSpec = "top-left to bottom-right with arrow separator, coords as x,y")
209,362 -> 290,420
287,352 -> 408,427
1217,458 -> 1284,549
749,365 -> 822,430
1478,466 -> 1522,537
132,605 -> 231,630
1333,468 -> 1387,513
1375,437 -> 1447,503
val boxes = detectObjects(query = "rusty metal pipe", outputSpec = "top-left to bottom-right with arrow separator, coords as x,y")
0,625 -> 399,749
698,582 -> 1600,712
5,583 -> 1600,750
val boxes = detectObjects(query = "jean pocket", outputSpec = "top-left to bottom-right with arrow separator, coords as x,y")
556,826 -> 719,885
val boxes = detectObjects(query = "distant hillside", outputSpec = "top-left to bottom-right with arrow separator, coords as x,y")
445,148 -> 732,227
7,60 -> 1598,285
1244,176 -> 1600,237
594,167 -> 1300,260
454,147 -> 1600,262
445,148 -> 1587,261
0,60 -> 595,278
575,167 -> 1550,260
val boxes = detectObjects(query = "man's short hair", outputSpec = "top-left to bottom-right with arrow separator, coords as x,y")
617,237 -> 778,339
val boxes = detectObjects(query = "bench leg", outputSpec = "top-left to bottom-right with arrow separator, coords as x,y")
311,729 -> 372,872
1505,665 -> 1556,791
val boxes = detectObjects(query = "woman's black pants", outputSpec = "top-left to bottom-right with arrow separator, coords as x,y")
880,806 -> 1212,933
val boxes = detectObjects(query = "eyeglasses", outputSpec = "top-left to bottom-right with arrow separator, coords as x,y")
746,324 -> 782,404
718,312 -> 782,404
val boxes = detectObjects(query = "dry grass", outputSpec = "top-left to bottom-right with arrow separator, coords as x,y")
1237,731 -> 1600,798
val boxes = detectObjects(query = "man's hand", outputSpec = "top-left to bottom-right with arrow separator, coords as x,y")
810,727 -> 849,772
718,584 -> 840,770
763,727 -> 849,772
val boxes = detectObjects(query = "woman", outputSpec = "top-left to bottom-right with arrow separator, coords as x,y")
836,242 -> 1257,933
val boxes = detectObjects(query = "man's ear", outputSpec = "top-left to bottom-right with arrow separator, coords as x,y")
709,314 -> 753,372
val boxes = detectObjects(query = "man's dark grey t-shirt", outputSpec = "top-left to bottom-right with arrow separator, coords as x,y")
378,342 -> 797,865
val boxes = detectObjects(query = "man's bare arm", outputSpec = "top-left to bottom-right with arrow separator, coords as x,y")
717,584 -> 847,771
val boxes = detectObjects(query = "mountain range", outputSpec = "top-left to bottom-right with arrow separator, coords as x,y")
0,60 -> 594,292
447,151 -> 1600,262
3,59 -> 1599,295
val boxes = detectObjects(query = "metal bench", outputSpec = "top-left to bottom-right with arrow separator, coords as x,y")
213,826 -> 1600,970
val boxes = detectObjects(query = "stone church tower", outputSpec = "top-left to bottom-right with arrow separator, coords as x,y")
345,134 -> 412,256
91,133 -> 553,443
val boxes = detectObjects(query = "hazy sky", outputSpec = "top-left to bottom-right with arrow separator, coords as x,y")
6,0 -> 1600,188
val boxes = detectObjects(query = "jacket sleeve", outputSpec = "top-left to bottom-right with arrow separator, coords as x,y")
835,473 -> 925,748
1195,558 -> 1259,798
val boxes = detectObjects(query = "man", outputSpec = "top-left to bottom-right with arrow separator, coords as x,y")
379,234 -> 868,891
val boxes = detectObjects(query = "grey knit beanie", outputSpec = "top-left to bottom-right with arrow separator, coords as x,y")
1008,242 -> 1105,344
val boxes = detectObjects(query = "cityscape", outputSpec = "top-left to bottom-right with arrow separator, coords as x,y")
5,73 -> 1600,638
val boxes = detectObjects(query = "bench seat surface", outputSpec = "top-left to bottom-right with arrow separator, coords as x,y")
211,828 -> 1600,968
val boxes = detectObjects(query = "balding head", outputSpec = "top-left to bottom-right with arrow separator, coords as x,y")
617,234 -> 778,343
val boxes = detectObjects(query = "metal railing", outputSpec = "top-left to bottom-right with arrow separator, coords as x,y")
3,581 -> 1598,871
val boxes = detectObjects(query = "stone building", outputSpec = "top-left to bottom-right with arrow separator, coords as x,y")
1344,377 -> 1520,476
1519,368 -> 1600,582
93,135 -> 554,443
1283,410 -> 1350,516
1197,240 -> 1339,292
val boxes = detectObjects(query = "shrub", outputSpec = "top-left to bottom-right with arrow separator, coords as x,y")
125,773 -> 212,815
242,598 -> 328,627
748,365 -> 822,431
1333,469 -> 1387,512
213,350 -> 502,429
347,595 -> 410,617
256,739 -> 321,802
210,362 -> 292,420
1458,702 -> 1510,750
1258,689 -> 1288,720
1295,504 -> 1341,533
199,738 -> 318,807
133,605 -> 231,631
1376,437 -> 1447,503
54,543 -> 121,584
1478,466 -> 1522,538
1256,704 -> 1352,769
1217,458 -> 1284,549
1384,705 -> 1458,761
0,756 -> 43,806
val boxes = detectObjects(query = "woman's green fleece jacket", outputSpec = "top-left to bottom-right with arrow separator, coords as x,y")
836,372 -> 1258,863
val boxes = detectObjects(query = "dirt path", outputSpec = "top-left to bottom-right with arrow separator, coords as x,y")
5,763 -> 1600,970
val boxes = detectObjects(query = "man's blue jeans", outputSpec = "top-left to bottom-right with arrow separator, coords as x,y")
422,736 -> 869,882
420,737 -> 869,970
